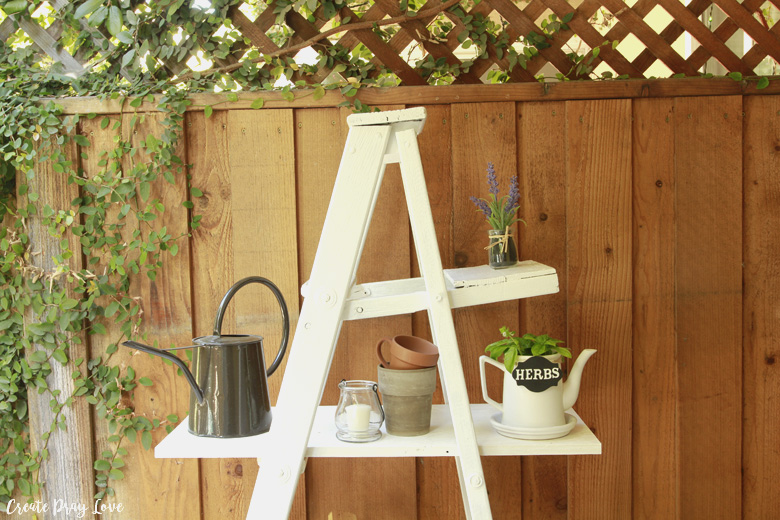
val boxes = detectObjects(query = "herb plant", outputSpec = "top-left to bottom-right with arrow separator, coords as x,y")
485,326 -> 572,372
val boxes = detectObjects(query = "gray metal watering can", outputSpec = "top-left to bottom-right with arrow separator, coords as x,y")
123,276 -> 290,438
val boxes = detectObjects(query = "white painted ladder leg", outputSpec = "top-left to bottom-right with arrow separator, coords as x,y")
396,127 -> 491,519
248,123 -> 392,519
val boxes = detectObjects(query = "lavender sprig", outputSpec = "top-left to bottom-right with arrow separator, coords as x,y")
486,162 -> 499,197
469,162 -> 526,231
470,196 -> 491,218
504,175 -> 520,214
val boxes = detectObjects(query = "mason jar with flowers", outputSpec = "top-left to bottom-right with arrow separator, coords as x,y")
469,163 -> 525,269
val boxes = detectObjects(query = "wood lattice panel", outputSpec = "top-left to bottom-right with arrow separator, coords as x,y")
1,0 -> 779,84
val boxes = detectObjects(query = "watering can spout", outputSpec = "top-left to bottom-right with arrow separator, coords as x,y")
122,341 -> 205,404
562,349 -> 597,411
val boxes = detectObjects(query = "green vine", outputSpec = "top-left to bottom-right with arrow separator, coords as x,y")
0,31 -> 201,505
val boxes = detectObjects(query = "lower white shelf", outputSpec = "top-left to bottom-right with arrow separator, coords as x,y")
155,404 -> 601,459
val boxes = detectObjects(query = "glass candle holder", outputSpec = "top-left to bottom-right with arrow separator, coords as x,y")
335,380 -> 384,442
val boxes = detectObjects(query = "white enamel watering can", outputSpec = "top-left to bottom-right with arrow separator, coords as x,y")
479,349 -> 597,429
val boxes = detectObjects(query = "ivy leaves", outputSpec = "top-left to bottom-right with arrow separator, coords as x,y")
74,0 -> 103,20
73,0 -> 123,37
1,0 -> 28,15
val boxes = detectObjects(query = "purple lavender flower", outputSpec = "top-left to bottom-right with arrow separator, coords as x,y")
486,162 -> 499,197
504,176 -> 520,213
470,196 -> 492,218
471,162 -> 526,231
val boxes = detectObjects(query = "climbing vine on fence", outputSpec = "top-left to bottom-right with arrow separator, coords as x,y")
0,22 -> 216,503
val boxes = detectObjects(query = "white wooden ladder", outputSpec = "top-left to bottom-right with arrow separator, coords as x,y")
248,107 -> 492,519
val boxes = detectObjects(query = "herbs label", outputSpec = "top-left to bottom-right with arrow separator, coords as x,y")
511,356 -> 562,392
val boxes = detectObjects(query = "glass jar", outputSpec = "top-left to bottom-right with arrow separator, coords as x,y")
488,228 -> 518,269
335,380 -> 384,442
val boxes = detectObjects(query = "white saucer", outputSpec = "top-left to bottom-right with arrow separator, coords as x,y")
489,412 -> 577,440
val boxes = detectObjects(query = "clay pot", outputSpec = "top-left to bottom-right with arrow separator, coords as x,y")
376,335 -> 439,370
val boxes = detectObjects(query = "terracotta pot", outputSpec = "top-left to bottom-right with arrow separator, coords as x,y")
376,335 -> 439,370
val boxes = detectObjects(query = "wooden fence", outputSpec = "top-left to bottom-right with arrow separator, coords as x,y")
23,80 -> 780,519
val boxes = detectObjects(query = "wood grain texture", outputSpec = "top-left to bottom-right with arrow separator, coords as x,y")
631,98 -> 677,520
187,109 -> 250,520
188,108 -> 302,519
80,113 -> 200,519
54,78 -> 780,115
517,101 -> 568,520
674,95 -> 742,520
742,95 -> 780,520
450,102 -> 522,519
565,99 -> 632,519
22,132 -> 95,515
299,105 -> 417,520
410,105 -> 465,520
118,113 -> 199,519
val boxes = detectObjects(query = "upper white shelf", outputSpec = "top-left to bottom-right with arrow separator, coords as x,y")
327,261 -> 559,321
156,403 -> 600,459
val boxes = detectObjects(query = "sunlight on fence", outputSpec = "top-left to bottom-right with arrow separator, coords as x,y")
1,0 -> 778,84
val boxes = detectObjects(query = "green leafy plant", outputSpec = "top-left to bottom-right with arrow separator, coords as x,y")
485,326 -> 571,372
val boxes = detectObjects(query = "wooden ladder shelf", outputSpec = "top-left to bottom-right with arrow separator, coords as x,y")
155,107 -> 601,519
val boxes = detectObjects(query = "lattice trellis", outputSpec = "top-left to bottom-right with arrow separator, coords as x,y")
1,0 -> 779,85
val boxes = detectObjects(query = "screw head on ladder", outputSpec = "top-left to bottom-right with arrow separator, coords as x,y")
319,288 -> 337,307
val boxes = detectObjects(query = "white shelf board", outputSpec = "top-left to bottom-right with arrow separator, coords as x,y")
155,404 -> 600,459
340,261 -> 559,321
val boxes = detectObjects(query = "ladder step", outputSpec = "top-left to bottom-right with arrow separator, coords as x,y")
155,404 -> 600,459
329,260 -> 558,320
348,106 -> 427,130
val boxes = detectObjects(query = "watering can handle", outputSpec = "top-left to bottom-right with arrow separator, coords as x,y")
213,276 -> 290,377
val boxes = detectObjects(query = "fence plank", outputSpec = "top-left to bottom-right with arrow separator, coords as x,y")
188,108 -> 301,519
120,112 -> 200,519
631,98 -> 677,520
186,109 -> 249,520
517,100 -> 568,520
742,95 -> 780,520
674,95 -> 742,520
22,131 -> 94,517
52,78 -> 780,115
566,99 -> 632,520
451,102 -> 521,519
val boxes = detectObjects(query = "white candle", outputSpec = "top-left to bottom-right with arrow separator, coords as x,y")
345,403 -> 371,431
